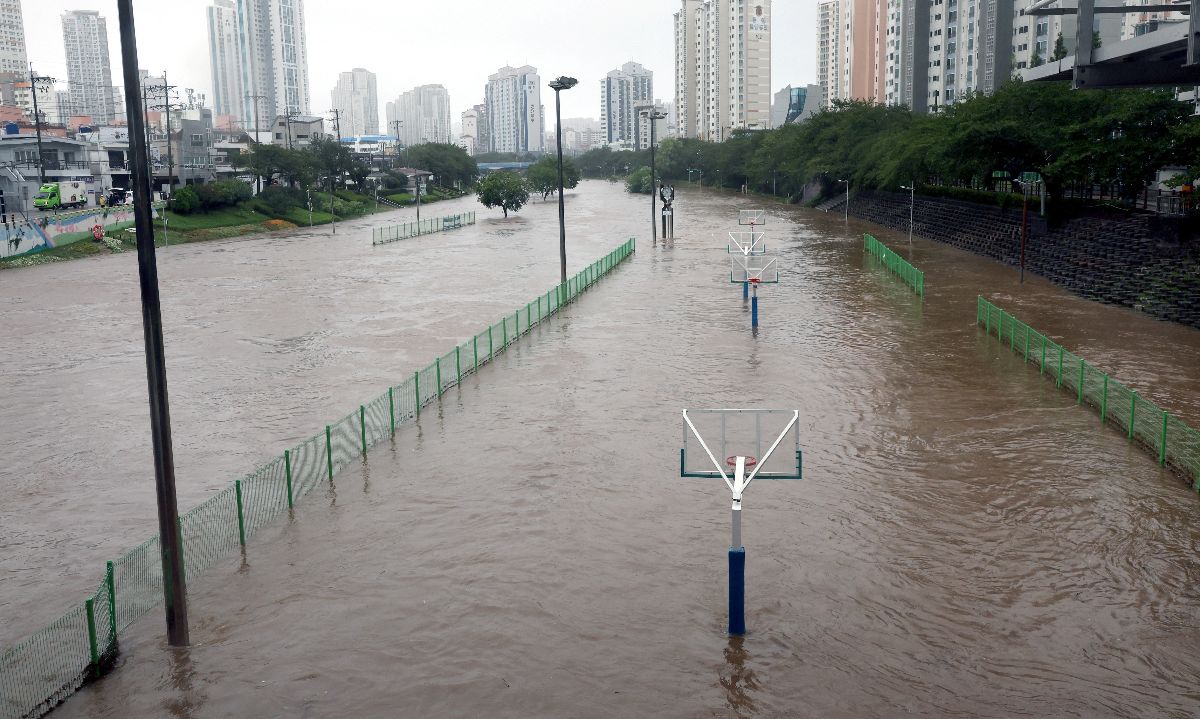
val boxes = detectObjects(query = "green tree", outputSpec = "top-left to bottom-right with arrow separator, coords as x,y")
1030,49 -> 1044,67
526,156 -> 581,199
625,166 -> 653,194
1051,33 -> 1068,61
406,143 -> 479,188
476,171 -> 530,217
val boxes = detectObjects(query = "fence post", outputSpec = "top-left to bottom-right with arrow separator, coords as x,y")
359,405 -> 367,456
473,335 -> 479,372
284,449 -> 294,508
105,560 -> 116,643
414,371 -> 420,418
456,345 -> 462,384
436,357 -> 442,398
1160,411 -> 1169,466
1040,335 -> 1046,375
325,425 -> 333,480
1101,375 -> 1109,423
502,318 -> 508,346
388,387 -> 395,436
985,301 -> 991,335
1024,325 -> 1030,362
1057,345 -> 1064,388
1078,359 -> 1085,404
527,303 -> 531,328
85,598 -> 99,668
1129,392 -> 1137,440
514,310 -> 520,336
234,479 -> 246,546
1009,315 -> 1015,351
538,295 -> 542,322
489,325 -> 494,359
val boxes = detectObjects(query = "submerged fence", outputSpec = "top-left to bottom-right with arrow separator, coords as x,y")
372,211 -> 477,245
976,296 -> 1200,491
0,238 -> 636,719
864,233 -> 925,297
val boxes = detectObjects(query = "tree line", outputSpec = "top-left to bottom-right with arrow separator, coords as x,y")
578,81 -> 1200,213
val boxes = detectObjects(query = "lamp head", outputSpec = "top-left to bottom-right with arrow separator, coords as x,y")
549,76 -> 578,91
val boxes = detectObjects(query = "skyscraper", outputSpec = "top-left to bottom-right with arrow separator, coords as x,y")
817,0 -> 847,108
601,61 -> 653,148
331,68 -> 379,137
61,10 -> 115,123
207,0 -> 243,120
386,84 -> 451,146
0,0 -> 28,77
484,65 -> 544,154
237,0 -> 311,128
673,0 -> 771,141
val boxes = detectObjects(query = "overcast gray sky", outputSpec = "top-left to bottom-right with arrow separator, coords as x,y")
24,0 -> 817,127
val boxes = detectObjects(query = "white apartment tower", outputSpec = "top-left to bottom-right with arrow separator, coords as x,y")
61,10 -> 115,123
237,0 -> 311,129
674,0 -> 771,141
386,84 -> 451,146
0,0 -> 28,77
484,65 -> 544,154
601,61 -> 653,147
207,0 -> 243,120
331,68 -> 379,137
817,0 -> 846,108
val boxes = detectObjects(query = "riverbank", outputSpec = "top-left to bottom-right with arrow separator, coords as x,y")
0,188 -> 464,271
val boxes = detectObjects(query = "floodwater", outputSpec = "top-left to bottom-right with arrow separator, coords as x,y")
6,181 -> 1200,717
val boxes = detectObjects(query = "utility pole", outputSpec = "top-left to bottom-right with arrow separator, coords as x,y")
116,0 -> 189,647
244,93 -> 267,192
29,65 -> 54,186
328,108 -> 341,141
391,119 -> 403,167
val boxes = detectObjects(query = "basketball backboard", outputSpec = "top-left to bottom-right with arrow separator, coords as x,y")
681,409 -> 802,481
727,231 -> 767,255
738,209 -> 766,226
730,255 -> 780,284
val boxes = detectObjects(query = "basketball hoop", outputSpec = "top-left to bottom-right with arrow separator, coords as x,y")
726,456 -> 757,470
748,277 -> 760,285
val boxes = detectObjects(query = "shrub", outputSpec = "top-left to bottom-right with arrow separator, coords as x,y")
171,186 -> 200,214
257,186 -> 306,216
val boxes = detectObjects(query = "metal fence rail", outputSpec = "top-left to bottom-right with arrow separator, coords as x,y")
371,211 -> 477,245
864,233 -> 925,297
976,296 -> 1200,492
0,238 -> 636,719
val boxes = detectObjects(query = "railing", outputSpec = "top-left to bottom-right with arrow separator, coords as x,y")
864,233 -> 924,297
976,296 -> 1200,492
0,239 -> 635,719
372,211 -> 476,245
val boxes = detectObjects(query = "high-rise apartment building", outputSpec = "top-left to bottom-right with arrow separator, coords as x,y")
601,61 -> 653,147
62,10 -> 115,123
818,0 -> 847,107
1121,0 -> 1186,39
237,0 -> 311,129
674,0 -> 771,142
385,84 -> 451,146
207,0 -> 243,120
331,68 -> 378,137
483,65 -> 544,154
0,0 -> 28,77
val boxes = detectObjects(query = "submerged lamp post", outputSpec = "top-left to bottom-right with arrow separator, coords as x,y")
549,75 -> 577,288
117,0 -> 189,646
640,106 -> 668,241
900,183 -> 915,246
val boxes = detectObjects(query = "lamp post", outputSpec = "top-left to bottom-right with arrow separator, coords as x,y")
549,75 -> 577,286
837,178 -> 849,220
1015,179 -> 1032,284
640,106 -> 668,241
900,183 -> 915,246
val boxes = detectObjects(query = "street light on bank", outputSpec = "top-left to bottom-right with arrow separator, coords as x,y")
549,75 -> 577,286
837,178 -> 849,220
900,183 -> 915,246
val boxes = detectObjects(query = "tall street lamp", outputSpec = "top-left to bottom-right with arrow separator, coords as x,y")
640,106 -> 668,241
837,178 -> 849,220
1015,178 -> 1033,284
549,75 -> 577,286
900,183 -> 915,246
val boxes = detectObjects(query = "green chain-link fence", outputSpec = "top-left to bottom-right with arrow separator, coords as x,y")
372,211 -> 477,245
0,238 -> 636,719
865,233 -> 924,297
977,296 -> 1200,492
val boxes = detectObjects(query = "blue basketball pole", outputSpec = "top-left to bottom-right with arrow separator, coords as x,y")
751,288 -> 759,328
729,547 -> 746,635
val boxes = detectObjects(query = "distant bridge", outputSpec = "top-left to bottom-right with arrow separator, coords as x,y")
477,162 -> 533,173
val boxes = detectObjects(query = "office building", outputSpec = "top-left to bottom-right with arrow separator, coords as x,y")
237,0 -> 311,128
771,84 -> 823,126
207,0 -> 243,120
385,84 -> 451,146
674,0 -> 771,142
601,61 -> 653,147
484,65 -> 544,154
331,68 -> 379,137
62,10 -> 115,123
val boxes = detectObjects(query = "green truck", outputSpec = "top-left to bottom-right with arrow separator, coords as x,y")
33,182 -> 89,210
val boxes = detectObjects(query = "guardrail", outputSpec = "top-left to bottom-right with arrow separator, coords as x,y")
372,212 -> 476,245
864,233 -> 924,297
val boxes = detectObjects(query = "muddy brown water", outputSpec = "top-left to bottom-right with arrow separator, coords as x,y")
5,181 -> 1200,717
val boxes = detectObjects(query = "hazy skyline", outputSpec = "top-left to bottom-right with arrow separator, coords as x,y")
22,0 -> 817,130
